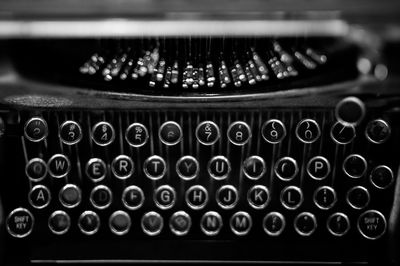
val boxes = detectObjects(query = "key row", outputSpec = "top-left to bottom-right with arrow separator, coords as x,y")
28,184 -> 375,212
7,207 -> 387,240
24,117 -> 391,146
26,154 -> 395,189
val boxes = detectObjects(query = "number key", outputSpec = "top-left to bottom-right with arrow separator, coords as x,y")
24,117 -> 48,142
125,123 -> 149,147
227,121 -> 251,146
59,120 -> 82,145
262,119 -> 286,144
296,119 -> 321,144
91,122 -> 115,146
196,121 -> 220,145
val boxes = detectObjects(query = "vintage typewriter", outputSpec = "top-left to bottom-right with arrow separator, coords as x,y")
0,0 -> 399,265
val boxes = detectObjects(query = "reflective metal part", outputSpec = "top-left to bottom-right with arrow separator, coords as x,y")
171,61 -> 179,84
245,64 -> 256,85
306,48 -> 327,64
156,58 -> 166,82
149,70 -> 158,87
219,60 -> 231,88
110,53 -> 127,77
234,60 -> 246,82
294,51 -> 317,69
268,57 -> 285,79
251,49 -> 269,80
206,62 -> 215,87
141,50 -> 152,75
248,59 -> 262,82
192,67 -> 199,89
273,41 -> 294,64
163,66 -> 172,88
119,59 -> 134,80
198,66 -> 205,86
132,57 -> 144,79
230,65 -> 241,87
185,62 -> 194,87
89,54 -> 105,75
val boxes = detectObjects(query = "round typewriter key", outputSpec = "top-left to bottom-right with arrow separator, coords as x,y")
365,119 -> 391,144
200,211 -> 223,236
261,119 -> 286,144
347,186 -> 370,210
263,212 -> 286,236
227,121 -> 252,146
26,158 -> 47,182
370,165 -> 394,189
295,119 -> 321,144
144,155 -> 167,180
294,212 -> 317,236
243,156 -> 266,180
280,186 -> 303,210
90,185 -> 112,209
159,121 -> 182,146
109,211 -> 131,236
48,154 -> 71,179
6,208 -> 34,238
78,211 -> 100,235
59,184 -> 82,208
186,185 -> 208,210
59,120 -> 82,145
247,185 -> 270,209
24,117 -> 48,142
141,211 -> 164,236
176,156 -> 199,181
91,121 -> 115,146
29,185 -> 51,209
125,122 -> 149,147
154,185 -> 176,210
335,97 -> 366,126
85,158 -> 107,182
48,210 -> 70,235
358,210 -> 387,240
343,154 -> 367,179
313,186 -> 337,210
169,211 -> 192,236
307,156 -> 331,180
208,156 -> 231,180
274,157 -> 298,181
327,213 -> 350,237
230,211 -> 252,236
216,185 -> 238,209
111,155 -> 134,180
122,186 -> 145,210
330,121 -> 356,145
196,121 -> 220,145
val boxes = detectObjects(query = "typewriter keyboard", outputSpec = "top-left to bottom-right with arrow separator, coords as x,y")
3,107 -> 397,242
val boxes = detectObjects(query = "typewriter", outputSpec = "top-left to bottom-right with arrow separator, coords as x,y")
0,0 -> 399,265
